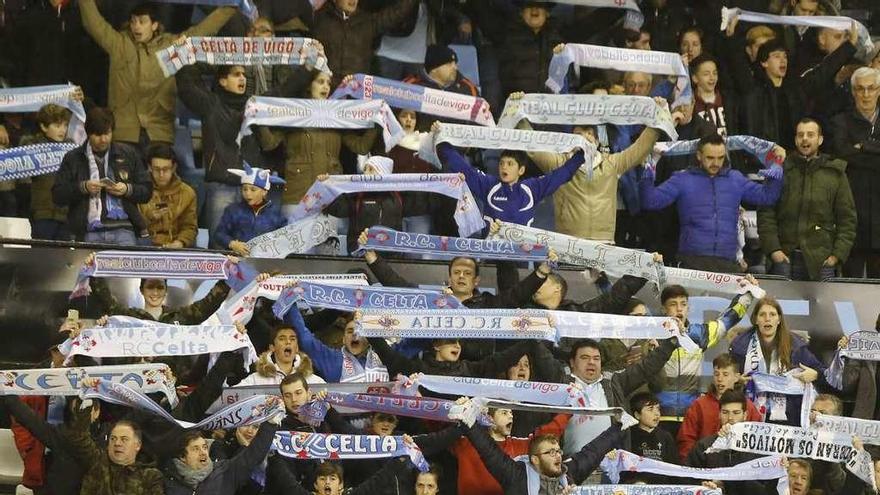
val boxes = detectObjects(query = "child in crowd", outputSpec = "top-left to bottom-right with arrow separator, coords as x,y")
431,121 -> 585,226
22,103 -> 73,240
214,164 -> 287,256
622,392 -> 678,483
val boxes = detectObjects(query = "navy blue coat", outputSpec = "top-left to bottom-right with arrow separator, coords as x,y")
213,199 -> 287,249
639,165 -> 781,260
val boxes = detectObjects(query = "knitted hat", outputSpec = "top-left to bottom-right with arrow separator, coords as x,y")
424,45 -> 458,73
358,156 -> 394,175
228,163 -> 286,191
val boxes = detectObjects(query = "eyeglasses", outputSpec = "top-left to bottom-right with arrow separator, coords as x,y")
539,449 -> 563,457
853,85 -> 880,94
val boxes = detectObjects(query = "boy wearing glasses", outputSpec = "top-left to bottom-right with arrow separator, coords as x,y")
138,143 -> 197,248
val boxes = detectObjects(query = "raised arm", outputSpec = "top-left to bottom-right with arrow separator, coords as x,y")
464,424 -> 521,488
366,336 -> 422,377
58,400 -> 102,472
176,64 -> 218,118
79,0 -> 125,55
564,423 -> 622,484
285,306 -> 343,382
740,173 -> 782,207
572,275 -> 647,314
182,6 -> 237,37
174,280 -> 231,325
3,396 -> 60,452
436,141 -> 497,199
226,422 -> 279,487
608,128 -> 661,175
527,150 -> 586,203
365,253 -> 418,289
467,340 -> 535,378
614,338 -> 677,396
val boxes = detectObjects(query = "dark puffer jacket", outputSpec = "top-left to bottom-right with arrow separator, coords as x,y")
640,165 -> 782,261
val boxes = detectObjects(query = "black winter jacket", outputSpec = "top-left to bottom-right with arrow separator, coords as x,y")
831,109 -> 880,250
52,142 -> 152,240
163,422 -> 278,495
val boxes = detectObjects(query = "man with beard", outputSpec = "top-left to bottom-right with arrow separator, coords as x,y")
757,118 -> 857,281
450,407 -> 569,495
465,416 -> 623,493
164,420 -> 281,495
285,309 -> 388,383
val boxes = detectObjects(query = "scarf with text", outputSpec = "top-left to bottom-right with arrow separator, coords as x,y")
708,421 -> 876,489
600,449 -> 787,484
290,174 -> 484,237
0,142 -> 77,181
71,250 -> 254,299
548,310 -> 698,352
273,280 -> 461,316
298,392 -> 486,427
357,226 -> 548,261
720,8 -> 874,58
498,94 -> 677,140
272,432 -> 429,472
813,413 -> 880,446
570,486 -> 721,495
332,74 -> 494,126
212,381 -> 396,414
246,214 -> 337,258
490,221 -> 665,289
546,44 -> 692,107
0,85 -> 86,143
827,331 -> 880,389
418,122 -> 598,176
356,308 -> 557,342
60,316 -> 256,370
646,135 -> 785,177
237,97 -> 403,150
528,0 -> 643,29
81,379 -> 284,429
0,363 -> 177,407
157,37 -> 328,77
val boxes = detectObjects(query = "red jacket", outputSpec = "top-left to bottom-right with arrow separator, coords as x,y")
676,392 -> 762,461
451,413 -> 570,495
10,396 -> 47,488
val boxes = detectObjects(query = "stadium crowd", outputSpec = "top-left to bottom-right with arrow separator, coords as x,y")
0,0 -> 879,494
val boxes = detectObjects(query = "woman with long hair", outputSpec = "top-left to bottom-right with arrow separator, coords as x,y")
257,69 -> 379,216
729,297 -> 828,424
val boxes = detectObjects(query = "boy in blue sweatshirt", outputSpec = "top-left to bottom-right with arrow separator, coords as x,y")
214,163 -> 287,256
431,122 -> 586,226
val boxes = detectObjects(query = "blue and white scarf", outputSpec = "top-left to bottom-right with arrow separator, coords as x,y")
290,174 -> 485,237
490,221 -> 666,289
213,381 -> 396,414
750,372 -> 816,427
273,280 -> 461,315
646,135 -> 785,178
332,74 -> 494,126
81,379 -> 284,429
356,308 -> 557,342
407,373 -> 587,407
299,391 -> 487,427
528,0 -> 643,29
357,226 -> 549,261
601,449 -> 787,484
85,143 -> 126,232
498,94 -> 677,140
720,8 -> 874,59
570,486 -> 721,495
0,142 -> 77,181
546,44 -> 692,108
71,250 -> 254,299
272,432 -> 429,472
237,97 -> 404,150
549,310 -> 699,353
157,37 -> 329,77
60,316 -> 257,369
0,363 -> 178,407
827,331 -> 880,389
0,85 -> 86,143
419,123 -> 598,175
204,273 -> 368,326
709,421 -> 877,489
246,214 -> 337,258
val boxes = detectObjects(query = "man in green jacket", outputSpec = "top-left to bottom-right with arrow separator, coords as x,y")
757,118 -> 857,281
80,0 -> 237,147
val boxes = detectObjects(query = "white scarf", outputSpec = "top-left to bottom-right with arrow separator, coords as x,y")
744,331 -> 788,421
85,143 -> 109,230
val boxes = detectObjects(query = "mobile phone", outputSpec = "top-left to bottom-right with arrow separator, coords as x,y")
155,202 -> 169,210
99,178 -> 117,188
66,309 -> 79,325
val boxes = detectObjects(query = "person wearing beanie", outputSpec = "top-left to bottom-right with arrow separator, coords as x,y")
403,44 -> 480,105
213,163 -> 287,256
321,155 -> 405,254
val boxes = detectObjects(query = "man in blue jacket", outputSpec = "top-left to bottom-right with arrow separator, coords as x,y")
639,134 -> 782,272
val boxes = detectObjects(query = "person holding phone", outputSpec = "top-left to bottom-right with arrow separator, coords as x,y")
138,143 -> 198,248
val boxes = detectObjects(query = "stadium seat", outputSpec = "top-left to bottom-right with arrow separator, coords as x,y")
0,217 -> 32,245
0,429 -> 24,485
